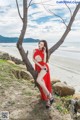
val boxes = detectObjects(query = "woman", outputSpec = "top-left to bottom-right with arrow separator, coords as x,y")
32,40 -> 54,109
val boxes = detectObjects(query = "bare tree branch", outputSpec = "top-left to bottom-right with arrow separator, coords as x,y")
64,0 -> 72,17
48,3 -> 80,59
27,0 -> 33,9
41,0 -> 67,28
16,0 -> 23,22
27,0 -> 50,9
49,9 -> 67,27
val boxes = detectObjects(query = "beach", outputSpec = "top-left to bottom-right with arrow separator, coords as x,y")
49,55 -> 80,93
0,43 -> 80,93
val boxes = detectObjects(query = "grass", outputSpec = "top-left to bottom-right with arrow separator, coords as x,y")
54,94 -> 73,114
0,59 -> 23,79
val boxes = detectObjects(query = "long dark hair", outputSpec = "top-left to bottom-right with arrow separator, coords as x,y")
38,40 -> 49,63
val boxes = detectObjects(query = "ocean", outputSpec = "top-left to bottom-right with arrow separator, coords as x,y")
0,41 -> 80,60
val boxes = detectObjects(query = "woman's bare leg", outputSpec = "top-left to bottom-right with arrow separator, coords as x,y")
36,67 -> 51,97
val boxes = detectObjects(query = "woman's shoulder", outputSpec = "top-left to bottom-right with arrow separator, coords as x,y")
33,48 -> 38,52
33,48 -> 38,54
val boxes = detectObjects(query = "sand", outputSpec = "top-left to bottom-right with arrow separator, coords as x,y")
49,55 -> 80,93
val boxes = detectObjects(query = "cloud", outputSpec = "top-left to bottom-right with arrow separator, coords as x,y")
0,0 -> 80,42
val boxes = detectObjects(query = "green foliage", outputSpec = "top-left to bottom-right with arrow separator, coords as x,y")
0,59 -> 22,83
54,95 -> 73,114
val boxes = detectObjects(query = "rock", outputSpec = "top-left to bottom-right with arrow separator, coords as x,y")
20,70 -> 32,80
53,82 -> 75,96
7,60 -> 15,64
0,51 -> 24,65
29,79 -> 35,83
0,53 -> 11,60
73,93 -> 80,100
51,78 -> 61,85
69,99 -> 80,119
12,69 -> 32,80
63,81 -> 67,85
10,56 -> 24,65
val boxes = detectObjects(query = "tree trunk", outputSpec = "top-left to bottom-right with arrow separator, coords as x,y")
16,1 -> 80,89
16,0 -> 39,88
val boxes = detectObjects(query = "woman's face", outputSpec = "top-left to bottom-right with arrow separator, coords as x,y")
38,42 -> 44,50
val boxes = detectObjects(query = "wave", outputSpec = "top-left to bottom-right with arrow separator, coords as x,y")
59,46 -> 80,53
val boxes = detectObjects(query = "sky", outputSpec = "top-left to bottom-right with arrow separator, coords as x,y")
0,0 -> 80,42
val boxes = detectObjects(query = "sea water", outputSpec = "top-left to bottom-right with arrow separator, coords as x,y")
0,41 -> 80,60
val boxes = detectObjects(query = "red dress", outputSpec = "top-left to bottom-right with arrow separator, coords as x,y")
33,48 -> 53,101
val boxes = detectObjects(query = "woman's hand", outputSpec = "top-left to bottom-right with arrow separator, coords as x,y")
41,65 -> 47,70
41,65 -> 48,72
43,47 -> 46,52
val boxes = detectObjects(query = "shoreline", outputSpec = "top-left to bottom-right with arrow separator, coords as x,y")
0,50 -> 80,93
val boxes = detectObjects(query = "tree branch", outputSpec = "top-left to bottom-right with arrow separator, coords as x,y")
64,0 -> 72,17
16,0 -> 23,22
49,9 -> 67,27
27,0 -> 33,9
27,0 -> 50,9
41,0 -> 67,28
48,3 -> 80,59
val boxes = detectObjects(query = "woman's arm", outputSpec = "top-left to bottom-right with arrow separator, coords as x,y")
33,58 -> 43,69
43,47 -> 46,62
32,49 -> 43,69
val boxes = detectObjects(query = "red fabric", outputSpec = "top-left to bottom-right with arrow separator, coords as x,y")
33,48 -> 53,101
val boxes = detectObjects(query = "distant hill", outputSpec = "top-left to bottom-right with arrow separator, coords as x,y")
0,35 -> 39,43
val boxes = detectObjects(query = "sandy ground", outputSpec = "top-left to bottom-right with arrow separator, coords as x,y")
49,55 -> 80,93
